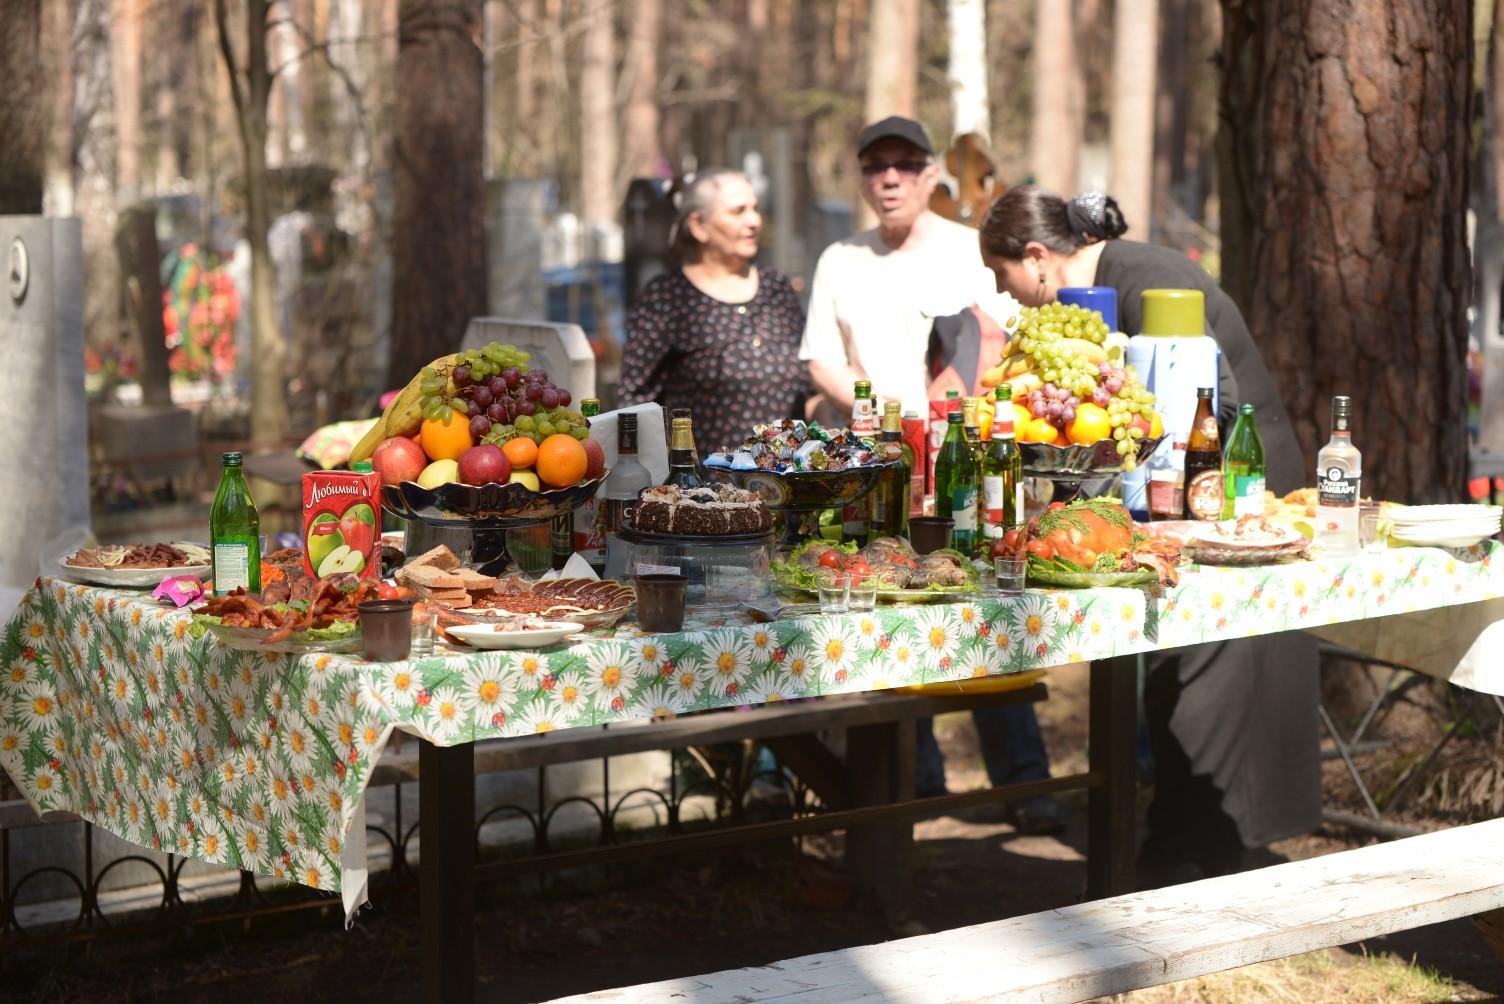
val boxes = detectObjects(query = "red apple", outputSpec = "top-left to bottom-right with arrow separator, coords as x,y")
457,444 -> 511,486
581,437 -> 606,480
1128,415 -> 1153,439
339,503 -> 376,557
372,436 -> 427,486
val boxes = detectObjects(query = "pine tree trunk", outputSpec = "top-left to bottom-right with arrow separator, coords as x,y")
1109,0 -> 1157,239
1219,0 -> 1472,503
0,0 -> 44,213
1030,0 -> 1081,195
864,0 -> 921,122
388,0 -> 487,389
621,0 -> 662,183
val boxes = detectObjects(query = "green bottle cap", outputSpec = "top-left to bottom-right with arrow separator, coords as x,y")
1239,403 -> 1255,416
222,452 -> 243,466
353,461 -> 374,473
1139,289 -> 1206,336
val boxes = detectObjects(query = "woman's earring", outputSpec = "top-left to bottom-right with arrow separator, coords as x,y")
1036,273 -> 1047,299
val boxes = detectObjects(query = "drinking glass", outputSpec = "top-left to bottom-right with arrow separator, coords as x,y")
409,602 -> 437,657
848,576 -> 878,612
816,569 -> 850,615
994,555 -> 1027,595
635,573 -> 689,632
359,599 -> 415,661
1359,511 -> 1384,554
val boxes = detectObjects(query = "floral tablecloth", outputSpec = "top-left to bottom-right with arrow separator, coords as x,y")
3,543 -> 1501,919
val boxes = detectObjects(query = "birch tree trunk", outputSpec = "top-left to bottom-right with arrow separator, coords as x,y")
1219,0 -> 1472,502
621,0 -> 663,183
1109,0 -> 1157,238
947,0 -> 990,139
109,0 -> 141,201
862,0 -> 921,227
1030,0 -> 1081,196
579,1 -> 617,231
388,0 -> 487,387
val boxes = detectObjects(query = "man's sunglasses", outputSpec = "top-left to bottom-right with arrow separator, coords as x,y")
860,158 -> 929,177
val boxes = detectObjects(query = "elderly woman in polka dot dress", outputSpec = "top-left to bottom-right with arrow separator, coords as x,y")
619,169 -> 812,453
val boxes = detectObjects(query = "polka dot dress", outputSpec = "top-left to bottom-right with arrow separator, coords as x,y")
619,268 -> 813,453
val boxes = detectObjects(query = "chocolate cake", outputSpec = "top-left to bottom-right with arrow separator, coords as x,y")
631,484 -> 772,536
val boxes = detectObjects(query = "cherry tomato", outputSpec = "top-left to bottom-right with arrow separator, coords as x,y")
377,582 -> 400,600
394,586 -> 416,599
1026,540 -> 1054,559
818,550 -> 844,569
845,557 -> 872,576
1046,501 -> 1067,512
1003,528 -> 1022,551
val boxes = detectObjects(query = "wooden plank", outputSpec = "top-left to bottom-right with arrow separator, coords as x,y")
1086,657 -> 1137,897
546,819 -> 1504,1003
762,735 -> 850,809
370,685 -> 1047,784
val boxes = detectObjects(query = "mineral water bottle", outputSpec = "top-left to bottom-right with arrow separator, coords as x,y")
1315,395 -> 1361,555
211,452 -> 260,595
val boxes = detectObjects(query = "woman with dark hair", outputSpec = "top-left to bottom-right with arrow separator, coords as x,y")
978,185 -> 1320,886
619,170 -> 810,452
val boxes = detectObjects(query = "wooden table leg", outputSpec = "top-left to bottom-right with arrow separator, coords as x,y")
1087,657 -> 1137,898
1474,907 -> 1504,962
845,720 -> 915,922
421,739 -> 475,1004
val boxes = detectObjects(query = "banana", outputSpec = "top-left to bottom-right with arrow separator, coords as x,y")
1006,373 -> 1042,398
1060,337 -> 1108,365
348,352 -> 460,465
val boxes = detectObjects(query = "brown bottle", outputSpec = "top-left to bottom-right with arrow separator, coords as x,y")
1182,387 -> 1223,521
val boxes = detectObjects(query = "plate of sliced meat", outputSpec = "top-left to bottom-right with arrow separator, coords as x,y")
1183,516 -> 1309,566
462,577 -> 636,628
191,578 -> 379,653
59,542 -> 212,588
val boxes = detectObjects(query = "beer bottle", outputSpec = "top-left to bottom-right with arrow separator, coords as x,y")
1221,403 -> 1266,519
663,414 -> 703,489
210,452 -> 261,595
982,386 -> 1023,547
871,401 -> 912,539
1182,388 -> 1223,521
851,379 -> 878,434
934,411 -> 979,552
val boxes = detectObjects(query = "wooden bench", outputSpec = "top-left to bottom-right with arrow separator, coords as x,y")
547,817 -> 1504,1003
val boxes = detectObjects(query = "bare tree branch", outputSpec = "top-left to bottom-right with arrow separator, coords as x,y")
213,0 -> 249,150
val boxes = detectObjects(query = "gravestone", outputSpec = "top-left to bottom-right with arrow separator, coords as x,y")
461,318 -> 596,401
487,178 -> 550,320
0,216 -> 86,605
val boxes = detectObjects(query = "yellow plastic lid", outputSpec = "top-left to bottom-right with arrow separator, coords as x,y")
1139,289 -> 1206,336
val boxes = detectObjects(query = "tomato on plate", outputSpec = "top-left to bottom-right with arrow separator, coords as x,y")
1046,501 -> 1067,512
1026,539 -> 1054,559
378,582 -> 401,600
818,550 -> 845,569
1003,528 -> 1023,551
845,557 -> 872,576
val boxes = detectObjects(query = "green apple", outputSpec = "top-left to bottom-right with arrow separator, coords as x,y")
417,459 -> 460,489
317,543 -> 366,577
508,469 -> 540,491
306,512 -> 344,571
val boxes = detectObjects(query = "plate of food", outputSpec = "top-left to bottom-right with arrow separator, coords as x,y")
191,577 -> 378,653
772,538 -> 979,601
445,618 -> 584,650
59,542 -> 212,588
1182,515 -> 1309,566
1019,497 -> 1183,588
460,576 -> 635,628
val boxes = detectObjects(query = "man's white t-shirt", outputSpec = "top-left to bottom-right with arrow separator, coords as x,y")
799,213 -> 1005,416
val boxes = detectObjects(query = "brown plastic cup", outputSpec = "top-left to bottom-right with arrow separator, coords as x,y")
635,574 -> 688,633
359,599 -> 415,661
908,517 -> 955,555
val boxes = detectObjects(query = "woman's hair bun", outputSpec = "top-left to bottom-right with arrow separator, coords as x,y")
1099,195 -> 1128,239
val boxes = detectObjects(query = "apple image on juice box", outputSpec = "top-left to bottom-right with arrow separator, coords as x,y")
302,470 -> 382,579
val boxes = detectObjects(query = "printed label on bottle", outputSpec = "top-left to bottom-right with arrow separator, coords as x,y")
982,475 -> 1005,529
214,543 -> 251,593
1185,470 -> 1224,521
1317,466 -> 1360,507
1232,475 -> 1266,517
851,398 -> 877,433
950,487 -> 978,532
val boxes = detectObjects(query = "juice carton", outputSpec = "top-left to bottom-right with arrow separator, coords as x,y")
901,412 -> 927,517
302,469 -> 382,579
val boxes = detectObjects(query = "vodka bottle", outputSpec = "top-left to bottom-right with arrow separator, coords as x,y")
1315,395 -> 1361,555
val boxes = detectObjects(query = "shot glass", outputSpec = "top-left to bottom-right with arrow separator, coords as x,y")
994,554 -> 1028,595
409,601 -> 438,657
847,575 -> 878,612
635,573 -> 689,633
1359,510 -> 1383,553
816,569 -> 850,615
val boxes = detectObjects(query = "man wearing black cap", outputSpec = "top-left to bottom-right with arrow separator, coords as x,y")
799,116 -> 1009,419
800,117 -> 1056,833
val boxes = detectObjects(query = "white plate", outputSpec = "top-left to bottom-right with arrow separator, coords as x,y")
1386,504 -> 1502,526
1390,519 -> 1501,536
1387,528 -> 1497,548
58,560 -> 212,589
445,621 -> 584,650
1187,520 -> 1304,550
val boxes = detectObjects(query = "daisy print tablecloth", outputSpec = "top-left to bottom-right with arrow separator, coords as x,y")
3,544 -> 1501,916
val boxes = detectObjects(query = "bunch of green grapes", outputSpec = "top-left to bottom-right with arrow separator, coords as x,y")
1011,303 -> 1113,401
481,406 -> 590,448
418,342 -> 533,422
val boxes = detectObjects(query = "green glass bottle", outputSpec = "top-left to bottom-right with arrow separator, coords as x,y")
210,452 -> 260,595
871,401 -> 913,539
934,410 -> 979,553
981,387 -> 1023,549
1221,403 -> 1267,519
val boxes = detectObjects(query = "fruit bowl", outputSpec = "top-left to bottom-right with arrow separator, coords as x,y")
703,461 -> 899,512
382,477 -> 605,528
1020,435 -> 1166,477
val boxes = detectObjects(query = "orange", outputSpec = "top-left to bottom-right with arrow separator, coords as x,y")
502,436 -> 539,470
535,434 -> 588,488
1012,403 -> 1034,436
1066,403 -> 1111,445
1020,417 -> 1059,444
419,411 -> 473,462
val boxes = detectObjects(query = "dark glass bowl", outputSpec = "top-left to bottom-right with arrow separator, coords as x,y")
703,461 -> 898,511
1019,435 -> 1166,477
382,476 -> 605,528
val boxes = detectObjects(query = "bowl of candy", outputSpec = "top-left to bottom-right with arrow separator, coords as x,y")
703,420 -> 898,511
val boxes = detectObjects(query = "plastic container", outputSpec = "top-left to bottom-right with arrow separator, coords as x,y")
1057,286 -> 1118,334
607,527 -> 774,613
1122,289 -> 1221,520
